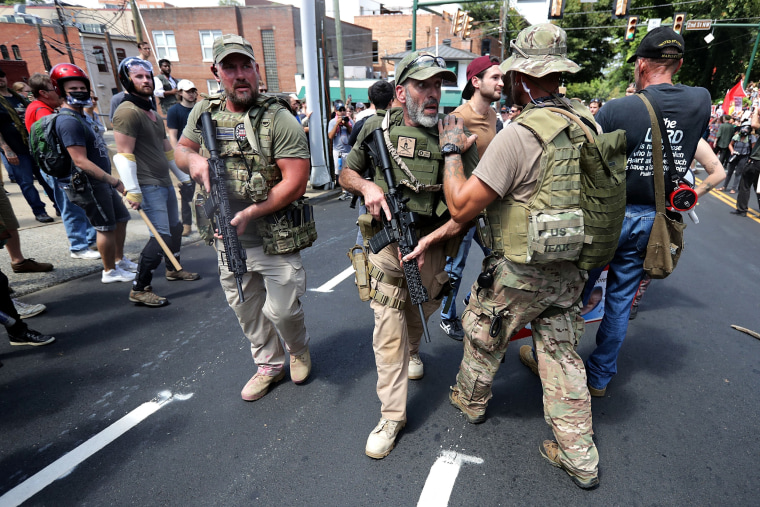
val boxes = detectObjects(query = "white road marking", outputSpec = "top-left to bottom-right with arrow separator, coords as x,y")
309,265 -> 355,293
0,391 -> 192,506
418,451 -> 484,507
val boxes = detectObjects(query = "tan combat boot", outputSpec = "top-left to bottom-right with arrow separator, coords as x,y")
365,418 -> 406,459
290,349 -> 311,384
240,370 -> 286,401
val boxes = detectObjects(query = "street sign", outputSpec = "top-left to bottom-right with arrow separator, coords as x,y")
686,19 -> 712,30
648,18 -> 661,31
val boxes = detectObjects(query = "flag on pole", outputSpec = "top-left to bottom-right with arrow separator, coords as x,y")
723,81 -> 746,115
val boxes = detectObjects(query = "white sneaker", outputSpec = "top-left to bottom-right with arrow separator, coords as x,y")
408,353 -> 424,380
102,268 -> 135,283
71,249 -> 101,260
12,299 -> 46,319
117,258 -> 138,273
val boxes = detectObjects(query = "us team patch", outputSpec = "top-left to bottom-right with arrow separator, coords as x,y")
397,136 -> 416,158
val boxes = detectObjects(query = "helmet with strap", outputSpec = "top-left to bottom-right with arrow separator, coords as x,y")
118,57 -> 154,94
50,63 -> 90,96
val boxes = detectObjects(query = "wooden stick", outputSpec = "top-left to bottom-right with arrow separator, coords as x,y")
138,209 -> 182,272
730,325 -> 760,341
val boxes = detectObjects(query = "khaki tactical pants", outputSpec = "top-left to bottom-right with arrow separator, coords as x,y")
368,242 -> 448,422
218,244 -> 310,376
455,258 -> 599,480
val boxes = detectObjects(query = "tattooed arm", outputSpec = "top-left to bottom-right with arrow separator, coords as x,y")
693,138 -> 726,197
438,115 -> 498,223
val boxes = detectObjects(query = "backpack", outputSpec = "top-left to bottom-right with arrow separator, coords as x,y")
29,109 -> 85,178
544,107 -> 627,270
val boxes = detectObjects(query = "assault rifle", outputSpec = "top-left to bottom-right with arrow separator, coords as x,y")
363,128 -> 431,343
200,111 -> 247,303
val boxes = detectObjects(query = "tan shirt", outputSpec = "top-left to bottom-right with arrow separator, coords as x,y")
452,101 -> 497,159
112,101 -> 171,187
473,122 -> 542,203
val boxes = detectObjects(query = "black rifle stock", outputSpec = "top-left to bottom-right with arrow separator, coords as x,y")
200,111 -> 247,303
363,128 -> 431,343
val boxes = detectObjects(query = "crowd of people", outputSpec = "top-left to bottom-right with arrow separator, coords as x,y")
3,24 -> 757,491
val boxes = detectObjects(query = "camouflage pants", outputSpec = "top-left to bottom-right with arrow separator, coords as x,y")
454,257 -> 599,479
368,242 -> 449,421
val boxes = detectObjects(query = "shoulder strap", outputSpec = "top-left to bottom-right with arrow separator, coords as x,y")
243,96 -> 285,158
636,94 -> 666,214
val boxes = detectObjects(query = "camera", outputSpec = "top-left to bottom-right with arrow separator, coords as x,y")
342,116 -> 349,125
669,182 -> 698,212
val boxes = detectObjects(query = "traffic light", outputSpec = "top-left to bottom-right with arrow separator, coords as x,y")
548,0 -> 566,20
613,0 -> 632,19
673,12 -> 686,35
625,16 -> 638,43
463,15 -> 474,39
453,9 -> 466,36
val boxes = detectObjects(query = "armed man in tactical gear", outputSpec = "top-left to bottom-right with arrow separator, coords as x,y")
339,51 -> 479,459
175,35 -> 314,403
439,24 -> 600,489
112,57 -> 200,307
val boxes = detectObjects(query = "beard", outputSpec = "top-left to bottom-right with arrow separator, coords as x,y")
226,80 -> 258,110
406,93 -> 439,128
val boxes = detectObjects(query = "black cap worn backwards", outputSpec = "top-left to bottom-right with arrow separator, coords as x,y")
627,27 -> 684,63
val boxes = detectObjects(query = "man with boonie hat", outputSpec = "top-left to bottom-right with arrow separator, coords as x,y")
439,23 -> 601,489
339,51 -> 479,459
176,34 -> 315,402
571,25 -> 723,415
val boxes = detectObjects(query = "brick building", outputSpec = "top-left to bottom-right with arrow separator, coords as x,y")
140,4 -> 372,96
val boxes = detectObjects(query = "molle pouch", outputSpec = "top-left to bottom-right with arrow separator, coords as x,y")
461,308 -> 507,353
256,197 -> 318,255
347,245 -> 371,301
526,209 -> 584,264
244,171 -> 269,202
192,189 -> 215,245
476,214 -> 494,251
224,157 -> 252,201
357,213 -> 381,248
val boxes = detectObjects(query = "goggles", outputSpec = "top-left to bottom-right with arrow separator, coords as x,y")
397,54 -> 446,85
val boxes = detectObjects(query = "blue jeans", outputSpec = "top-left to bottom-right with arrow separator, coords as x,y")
1,153 -> 47,216
141,184 -> 180,236
42,172 -> 96,252
584,204 -> 656,390
440,226 -> 489,320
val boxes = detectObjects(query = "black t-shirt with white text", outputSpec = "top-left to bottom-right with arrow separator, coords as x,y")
596,84 -> 711,205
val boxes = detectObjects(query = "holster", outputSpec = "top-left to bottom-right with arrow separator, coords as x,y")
347,245 -> 371,301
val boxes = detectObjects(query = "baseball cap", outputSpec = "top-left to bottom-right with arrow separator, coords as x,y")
462,55 -> 500,100
395,51 -> 457,86
177,79 -> 196,91
627,27 -> 684,63
213,34 -> 255,64
355,102 -> 366,109
500,23 -> 580,78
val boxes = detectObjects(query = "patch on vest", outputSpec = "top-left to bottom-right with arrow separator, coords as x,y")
397,136 -> 416,158
417,150 -> 431,159
216,126 -> 236,140
234,123 -> 246,141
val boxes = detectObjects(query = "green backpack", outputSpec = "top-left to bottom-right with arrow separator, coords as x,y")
29,109 -> 84,178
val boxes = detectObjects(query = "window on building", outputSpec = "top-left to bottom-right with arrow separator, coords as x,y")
405,40 -> 412,51
206,79 -> 220,95
116,48 -> 126,62
481,39 -> 492,56
1,45 -> 9,60
152,30 -> 178,61
11,45 -> 21,60
372,40 -> 378,64
93,46 -> 108,73
199,30 -> 222,62
260,29 -> 280,92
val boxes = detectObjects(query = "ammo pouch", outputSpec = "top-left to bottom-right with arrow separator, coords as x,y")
255,197 -> 318,255
192,189 -> 215,245
357,213 -> 381,249
527,209 -> 584,264
347,245 -> 371,301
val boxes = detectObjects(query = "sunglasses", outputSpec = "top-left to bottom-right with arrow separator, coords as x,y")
397,54 -> 446,85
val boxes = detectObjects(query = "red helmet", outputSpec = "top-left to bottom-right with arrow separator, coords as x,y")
50,63 -> 90,96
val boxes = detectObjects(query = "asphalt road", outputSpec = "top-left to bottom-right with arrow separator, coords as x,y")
1,189 -> 759,506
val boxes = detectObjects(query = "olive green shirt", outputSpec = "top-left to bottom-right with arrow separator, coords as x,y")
183,99 -> 310,248
112,101 -> 172,187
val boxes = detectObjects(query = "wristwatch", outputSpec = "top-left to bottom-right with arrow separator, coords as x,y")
441,143 -> 462,156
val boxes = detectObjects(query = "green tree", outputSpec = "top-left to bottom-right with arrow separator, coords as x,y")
218,0 -> 240,5
467,1 -> 529,52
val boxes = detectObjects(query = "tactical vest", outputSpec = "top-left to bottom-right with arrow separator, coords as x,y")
201,95 -> 284,202
372,108 -> 447,219
480,105 -> 587,265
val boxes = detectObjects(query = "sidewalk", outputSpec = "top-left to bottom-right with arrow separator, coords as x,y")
1,141 -> 340,297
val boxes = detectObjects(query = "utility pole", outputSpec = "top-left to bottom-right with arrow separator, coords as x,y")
37,24 -> 52,72
54,0 -> 75,64
332,0 -> 345,103
104,31 -> 122,92
131,0 -> 143,44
